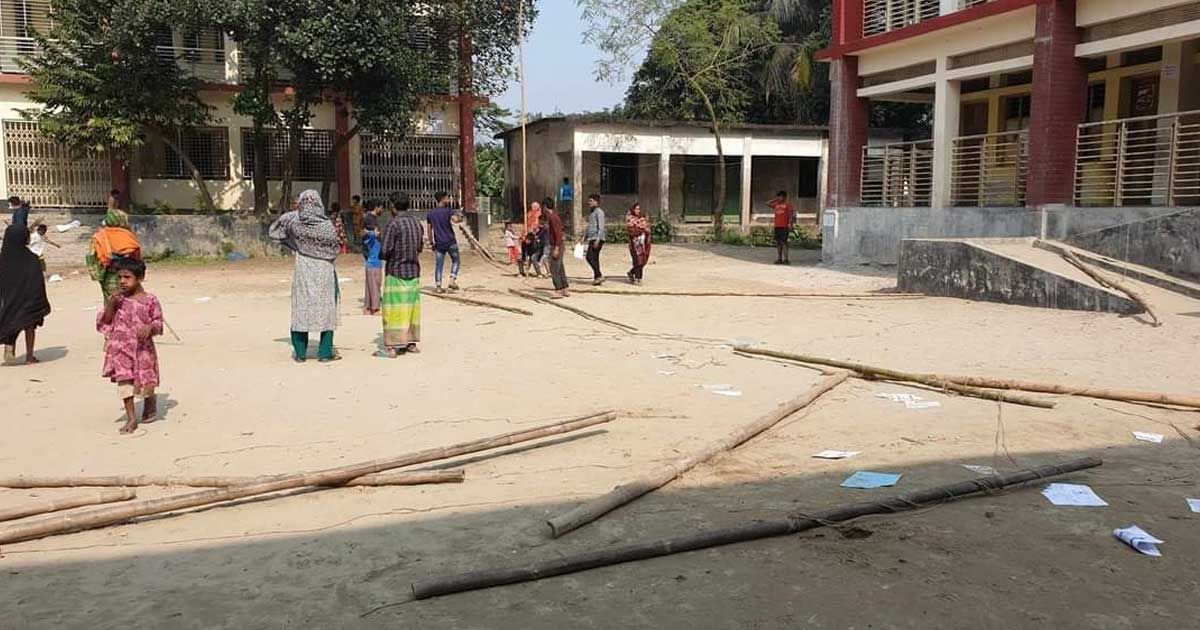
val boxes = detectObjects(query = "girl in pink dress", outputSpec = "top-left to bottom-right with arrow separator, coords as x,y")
97,258 -> 163,435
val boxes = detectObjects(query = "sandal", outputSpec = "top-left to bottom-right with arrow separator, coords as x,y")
405,344 -> 420,354
318,354 -> 343,363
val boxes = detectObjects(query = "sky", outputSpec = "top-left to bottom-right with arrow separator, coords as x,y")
493,2 -> 641,124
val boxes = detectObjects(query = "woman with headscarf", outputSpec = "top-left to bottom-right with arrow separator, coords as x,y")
86,209 -> 142,300
269,190 -> 342,363
626,203 -> 652,285
0,225 -> 52,364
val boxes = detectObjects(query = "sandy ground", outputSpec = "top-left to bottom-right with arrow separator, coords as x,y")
2,243 -> 1199,629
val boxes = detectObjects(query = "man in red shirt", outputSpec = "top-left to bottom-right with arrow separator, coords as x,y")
768,191 -> 795,265
543,198 -> 570,298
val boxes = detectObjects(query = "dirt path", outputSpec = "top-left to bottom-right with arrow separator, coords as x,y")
2,244 -> 1198,629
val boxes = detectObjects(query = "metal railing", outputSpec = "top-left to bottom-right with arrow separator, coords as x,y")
863,0 -> 939,37
1074,110 -> 1200,207
156,46 -> 229,83
861,140 -> 934,207
0,36 -> 39,74
951,130 -> 1028,207
2,119 -> 109,208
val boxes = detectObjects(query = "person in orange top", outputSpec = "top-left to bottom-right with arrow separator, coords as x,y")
768,191 -> 795,265
86,209 -> 143,300
524,200 -> 542,235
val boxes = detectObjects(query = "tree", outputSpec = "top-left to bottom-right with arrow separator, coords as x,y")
21,0 -> 220,210
475,143 -> 506,199
581,0 -> 777,233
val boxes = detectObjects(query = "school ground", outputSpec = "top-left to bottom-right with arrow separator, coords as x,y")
2,243 -> 1199,629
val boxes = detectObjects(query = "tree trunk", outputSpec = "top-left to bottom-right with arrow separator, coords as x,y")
153,128 -> 218,213
251,64 -> 271,214
692,80 -> 725,235
320,122 -> 361,203
278,125 -> 300,211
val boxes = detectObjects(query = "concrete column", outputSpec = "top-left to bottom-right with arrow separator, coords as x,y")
1153,42 -> 1184,204
659,135 -> 670,219
826,56 -> 869,208
572,144 -> 583,235
335,103 -> 352,210
939,0 -> 960,17
931,58 -> 960,209
223,34 -> 238,83
1026,0 -> 1087,207
740,136 -> 753,228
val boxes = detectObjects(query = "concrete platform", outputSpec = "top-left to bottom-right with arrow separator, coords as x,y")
897,237 -> 1142,314
1034,239 -> 1200,301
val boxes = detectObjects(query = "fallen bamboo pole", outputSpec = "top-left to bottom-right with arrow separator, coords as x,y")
0,469 -> 465,489
547,372 -> 850,538
0,412 -> 616,545
508,289 -> 638,332
735,348 -> 1055,409
412,457 -> 1102,599
570,288 -> 924,300
0,488 -> 136,523
1058,249 -> 1160,327
735,346 -> 1200,409
421,289 -> 533,316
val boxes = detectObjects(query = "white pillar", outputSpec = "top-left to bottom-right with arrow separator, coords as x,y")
572,144 -> 584,236
740,136 -> 753,228
1153,42 -> 1183,205
817,138 -> 830,212
659,135 -> 671,219
938,0 -> 959,17
931,58 -> 960,209
223,34 -> 239,83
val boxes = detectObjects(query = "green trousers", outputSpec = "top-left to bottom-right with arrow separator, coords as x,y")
291,331 -> 334,361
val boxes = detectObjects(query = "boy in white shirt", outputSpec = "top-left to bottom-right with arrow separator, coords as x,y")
28,224 -> 60,272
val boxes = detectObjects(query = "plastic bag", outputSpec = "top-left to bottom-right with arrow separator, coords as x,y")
573,242 -> 586,260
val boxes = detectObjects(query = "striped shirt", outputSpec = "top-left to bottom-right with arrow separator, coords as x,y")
380,215 -> 424,280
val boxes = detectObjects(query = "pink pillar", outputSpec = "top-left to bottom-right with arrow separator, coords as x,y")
827,56 -> 869,208
1026,0 -> 1087,207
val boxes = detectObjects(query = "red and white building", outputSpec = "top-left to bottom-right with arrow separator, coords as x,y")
818,0 -> 1199,263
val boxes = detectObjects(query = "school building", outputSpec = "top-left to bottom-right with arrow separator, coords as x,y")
496,116 -> 905,233
819,0 -> 1200,266
0,1 -> 478,213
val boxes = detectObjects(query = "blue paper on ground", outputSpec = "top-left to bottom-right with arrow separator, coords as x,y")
841,471 -> 902,489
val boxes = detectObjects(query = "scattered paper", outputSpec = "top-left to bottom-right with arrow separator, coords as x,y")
55,220 -> 81,233
1132,431 -> 1164,444
194,297 -> 212,303
657,370 -> 676,376
875,392 -> 941,410
1186,498 -> 1200,514
703,384 -> 735,391
841,471 -> 901,489
47,274 -> 62,283
711,389 -> 743,398
652,353 -> 679,360
1041,483 -> 1108,507
813,450 -> 859,460
1113,525 -> 1164,557
962,464 -> 997,476
339,278 -> 351,283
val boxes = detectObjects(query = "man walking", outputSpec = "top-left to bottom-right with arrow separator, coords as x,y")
426,191 -> 461,292
544,198 -> 570,298
7,195 -> 29,228
379,193 -> 424,356
768,190 -> 795,265
583,194 -> 606,285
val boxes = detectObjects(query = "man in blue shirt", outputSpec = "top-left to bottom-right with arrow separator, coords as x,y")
426,191 -> 462,292
558,177 -> 574,215
7,195 -> 28,228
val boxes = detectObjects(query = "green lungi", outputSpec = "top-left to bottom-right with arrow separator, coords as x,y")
381,276 -> 421,348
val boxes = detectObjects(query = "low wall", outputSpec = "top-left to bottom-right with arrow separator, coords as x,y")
821,207 -> 1038,266
21,211 -> 283,269
1050,206 -> 1200,282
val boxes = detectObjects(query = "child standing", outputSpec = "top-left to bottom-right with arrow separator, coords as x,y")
27,224 -> 60,273
362,202 -> 383,315
504,222 -> 520,266
97,258 -> 163,435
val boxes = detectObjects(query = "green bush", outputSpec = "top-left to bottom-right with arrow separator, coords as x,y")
605,222 -> 630,244
651,218 -> 674,243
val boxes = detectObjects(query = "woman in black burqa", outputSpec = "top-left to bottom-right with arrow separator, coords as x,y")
0,224 -> 51,364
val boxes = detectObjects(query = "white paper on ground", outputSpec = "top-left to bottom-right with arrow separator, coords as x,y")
875,392 -> 941,409
1113,525 -> 1164,557
1132,431 -> 1165,444
55,220 -> 81,233
711,389 -> 743,397
194,297 -> 212,303
47,274 -> 62,283
905,400 -> 942,409
652,353 -> 679,360
82,306 -> 97,311
962,464 -> 997,476
339,278 -> 351,283
813,450 -> 860,460
1187,498 -> 1200,514
703,384 -> 735,391
1041,483 -> 1108,507
657,370 -> 676,376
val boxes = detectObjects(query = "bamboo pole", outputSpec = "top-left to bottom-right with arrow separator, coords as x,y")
569,288 -> 924,300
421,289 -> 533,316
0,488 -> 136,523
412,457 -> 1102,599
1059,249 -> 1160,327
735,348 -> 1055,409
735,346 -> 1200,409
508,289 -> 638,332
0,412 -> 616,545
0,469 -> 465,489
547,372 -> 850,538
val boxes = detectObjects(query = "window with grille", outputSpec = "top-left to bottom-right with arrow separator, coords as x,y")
600,153 -> 639,195
240,128 -> 335,181
139,127 -> 229,180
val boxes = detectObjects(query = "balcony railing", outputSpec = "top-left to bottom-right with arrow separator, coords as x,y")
156,46 -> 228,83
1075,110 -> 1200,207
0,36 -> 40,74
862,140 -> 934,207
863,0 -> 939,37
951,130 -> 1028,207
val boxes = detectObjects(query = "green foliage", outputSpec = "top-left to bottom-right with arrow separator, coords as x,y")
476,143 -> 506,199
651,217 -> 674,242
605,222 -> 630,244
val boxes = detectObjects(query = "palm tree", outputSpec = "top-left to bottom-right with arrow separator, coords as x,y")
761,0 -> 827,98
